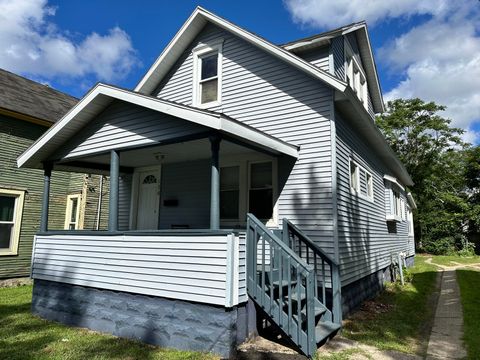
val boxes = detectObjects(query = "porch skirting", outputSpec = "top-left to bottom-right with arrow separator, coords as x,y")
32,279 -> 253,358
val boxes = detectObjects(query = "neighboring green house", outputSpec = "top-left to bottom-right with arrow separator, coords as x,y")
0,68 -> 108,279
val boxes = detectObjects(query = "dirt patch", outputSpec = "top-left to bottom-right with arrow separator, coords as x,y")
0,277 -> 32,288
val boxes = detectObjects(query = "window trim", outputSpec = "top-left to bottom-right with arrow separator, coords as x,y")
64,194 -> 82,230
385,180 -> 403,222
365,171 -> 374,201
407,206 -> 414,236
192,41 -> 223,108
0,188 -> 25,256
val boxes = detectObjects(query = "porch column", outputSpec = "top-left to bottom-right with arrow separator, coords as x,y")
210,135 -> 221,230
40,163 -> 52,232
109,150 -> 119,232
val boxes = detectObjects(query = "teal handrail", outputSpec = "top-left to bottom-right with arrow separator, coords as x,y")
283,218 -> 342,325
246,214 -> 317,357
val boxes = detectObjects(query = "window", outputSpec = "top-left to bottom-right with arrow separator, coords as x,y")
407,207 -> 414,236
220,166 -> 240,220
345,39 -> 368,109
0,189 -> 25,256
350,160 -> 360,193
249,162 -> 273,220
392,189 -> 401,218
366,172 -> 373,200
193,42 -> 222,107
64,194 -> 81,230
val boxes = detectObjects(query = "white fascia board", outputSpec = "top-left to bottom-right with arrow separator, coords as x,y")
17,83 -> 298,168
17,84 -> 104,168
383,175 -> 405,191
407,192 -> 417,209
135,7 -> 347,95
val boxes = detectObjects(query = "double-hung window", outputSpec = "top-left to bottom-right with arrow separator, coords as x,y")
0,189 -> 25,256
193,42 -> 222,107
384,175 -> 405,222
64,194 -> 81,230
345,40 -> 368,109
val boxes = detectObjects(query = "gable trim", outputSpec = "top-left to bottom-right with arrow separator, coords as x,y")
134,6 -> 347,95
17,83 -> 299,169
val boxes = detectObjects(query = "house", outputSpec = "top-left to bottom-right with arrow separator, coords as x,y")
0,68 -> 109,279
17,7 -> 416,358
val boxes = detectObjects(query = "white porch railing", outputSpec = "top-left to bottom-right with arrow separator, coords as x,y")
32,231 -> 246,307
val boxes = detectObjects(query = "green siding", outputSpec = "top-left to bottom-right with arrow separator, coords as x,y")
0,114 -> 104,278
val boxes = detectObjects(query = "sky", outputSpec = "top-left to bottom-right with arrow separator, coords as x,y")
0,0 -> 479,144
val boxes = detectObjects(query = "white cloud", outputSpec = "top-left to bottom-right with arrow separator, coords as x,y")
382,5 -> 480,143
0,0 -> 139,82
283,0 -> 450,28
284,0 -> 480,143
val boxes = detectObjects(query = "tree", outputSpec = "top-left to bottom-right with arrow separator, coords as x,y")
376,98 -> 475,254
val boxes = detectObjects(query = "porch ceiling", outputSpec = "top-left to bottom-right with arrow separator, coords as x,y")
75,138 -> 257,168
17,83 -> 299,170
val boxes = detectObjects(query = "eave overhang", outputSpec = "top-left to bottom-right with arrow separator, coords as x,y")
17,83 -> 299,169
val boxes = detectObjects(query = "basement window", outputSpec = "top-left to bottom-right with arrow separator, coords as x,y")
0,189 -> 25,256
193,42 -> 223,107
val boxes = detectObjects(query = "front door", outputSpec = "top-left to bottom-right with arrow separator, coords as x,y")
135,167 -> 161,230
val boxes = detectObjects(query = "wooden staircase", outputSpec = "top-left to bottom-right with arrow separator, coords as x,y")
246,214 -> 342,358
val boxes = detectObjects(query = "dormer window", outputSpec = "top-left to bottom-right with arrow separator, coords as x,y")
193,41 -> 223,107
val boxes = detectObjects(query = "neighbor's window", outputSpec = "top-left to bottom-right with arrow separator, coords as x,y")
64,194 -> 81,230
249,162 -> 273,220
193,43 -> 222,107
0,189 -> 25,256
350,160 -> 360,193
366,171 -> 374,200
220,166 -> 240,220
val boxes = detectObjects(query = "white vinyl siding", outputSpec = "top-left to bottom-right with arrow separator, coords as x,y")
32,233 -> 246,307
156,23 -> 335,255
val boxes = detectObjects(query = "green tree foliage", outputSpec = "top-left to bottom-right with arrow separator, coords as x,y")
377,98 -> 479,254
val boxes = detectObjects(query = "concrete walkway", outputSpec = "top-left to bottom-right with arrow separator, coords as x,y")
426,270 -> 467,359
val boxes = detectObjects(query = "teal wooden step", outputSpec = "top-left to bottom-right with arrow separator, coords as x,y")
292,303 -> 327,323
315,321 -> 341,344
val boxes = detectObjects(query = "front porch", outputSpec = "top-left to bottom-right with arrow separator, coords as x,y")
18,84 -> 340,358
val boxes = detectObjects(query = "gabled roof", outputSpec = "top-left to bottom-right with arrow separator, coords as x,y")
17,83 -> 299,169
281,22 -> 384,114
0,68 -> 78,125
135,6 -> 347,95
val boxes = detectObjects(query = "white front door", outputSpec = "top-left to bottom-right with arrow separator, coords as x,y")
135,168 -> 161,230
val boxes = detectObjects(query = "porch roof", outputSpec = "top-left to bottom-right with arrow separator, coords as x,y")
17,83 -> 299,169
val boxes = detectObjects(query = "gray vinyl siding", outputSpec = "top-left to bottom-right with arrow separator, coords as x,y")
60,101 -> 205,160
331,37 -> 345,81
335,111 -> 410,286
156,23 -> 335,255
159,160 -> 211,229
295,46 -> 330,72
32,233 -> 245,306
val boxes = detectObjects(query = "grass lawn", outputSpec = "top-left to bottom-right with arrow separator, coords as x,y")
429,255 -> 480,267
457,269 -> 480,360
341,255 -> 438,356
0,285 -> 218,360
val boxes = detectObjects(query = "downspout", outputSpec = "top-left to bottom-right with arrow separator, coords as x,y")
96,175 -> 104,230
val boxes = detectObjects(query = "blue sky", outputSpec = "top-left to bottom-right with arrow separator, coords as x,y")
1,0 -> 479,143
